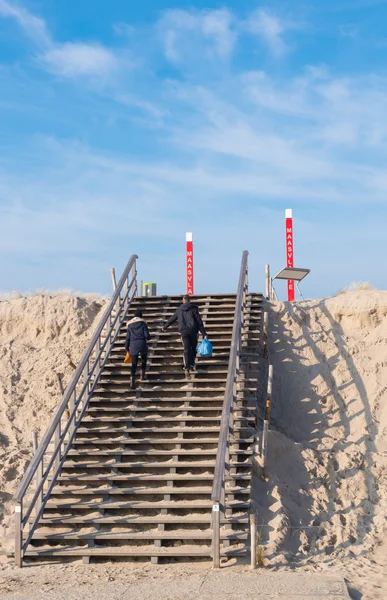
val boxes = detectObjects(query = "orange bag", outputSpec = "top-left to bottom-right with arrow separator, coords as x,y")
124,351 -> 132,364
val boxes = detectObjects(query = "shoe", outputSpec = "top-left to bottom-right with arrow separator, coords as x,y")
130,376 -> 136,390
190,364 -> 197,373
139,371 -> 147,382
185,369 -> 191,380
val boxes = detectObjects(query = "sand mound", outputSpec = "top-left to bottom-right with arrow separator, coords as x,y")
0,293 -> 108,557
254,290 -> 387,585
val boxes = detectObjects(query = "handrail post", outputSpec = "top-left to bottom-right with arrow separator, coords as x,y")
250,512 -> 257,569
262,364 -> 273,472
32,432 -> 43,517
15,500 -> 22,567
212,502 -> 220,568
265,265 -> 270,300
262,312 -> 269,359
131,260 -> 137,298
54,422 -> 61,472
111,268 -> 117,292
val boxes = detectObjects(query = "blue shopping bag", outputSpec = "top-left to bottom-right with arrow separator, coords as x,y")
197,338 -> 213,358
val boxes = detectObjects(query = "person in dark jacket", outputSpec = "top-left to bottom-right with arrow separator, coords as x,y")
162,295 -> 207,379
125,309 -> 150,389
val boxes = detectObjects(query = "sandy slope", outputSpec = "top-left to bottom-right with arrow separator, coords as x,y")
0,290 -> 386,599
253,290 -> 387,599
0,293 -> 108,557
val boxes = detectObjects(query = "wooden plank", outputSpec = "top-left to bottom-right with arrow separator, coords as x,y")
31,515 -> 249,525
50,486 -> 250,496
75,426 -> 254,434
66,450 -> 253,457
46,500 -> 249,510
26,532 -> 248,541
70,437 -> 254,445
61,460 -> 251,469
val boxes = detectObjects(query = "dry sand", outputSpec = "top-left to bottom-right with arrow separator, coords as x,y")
0,293 -> 108,557
254,290 -> 387,599
0,290 -> 386,599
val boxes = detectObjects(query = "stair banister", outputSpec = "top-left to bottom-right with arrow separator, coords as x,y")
211,251 -> 249,568
13,254 -> 138,567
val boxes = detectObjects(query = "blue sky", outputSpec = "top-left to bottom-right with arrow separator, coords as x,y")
1,0 -> 387,299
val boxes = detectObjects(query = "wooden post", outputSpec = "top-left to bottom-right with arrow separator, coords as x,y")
212,504 -> 220,568
15,500 -> 22,568
265,265 -> 270,300
54,422 -> 61,472
131,260 -> 137,297
110,268 -> 117,292
263,312 -> 269,359
32,432 -> 43,517
250,512 -> 257,569
262,365 -> 273,471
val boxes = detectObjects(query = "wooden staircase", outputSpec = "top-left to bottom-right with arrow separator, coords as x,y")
23,293 -> 263,563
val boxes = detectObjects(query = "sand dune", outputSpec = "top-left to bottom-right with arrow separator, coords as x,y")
254,290 -> 387,598
0,290 -> 386,599
0,293 -> 108,557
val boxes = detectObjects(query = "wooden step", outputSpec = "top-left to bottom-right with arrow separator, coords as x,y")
23,546 -> 247,558
66,449 -> 253,457
45,500 -> 249,510
88,397 -> 230,404
50,486 -> 250,496
31,515 -> 249,525
86,407 -> 224,414
76,426 -> 254,434
26,531 -> 248,541
81,416 -> 251,424
53,473 -> 251,482
61,460 -> 251,469
71,437 -> 254,445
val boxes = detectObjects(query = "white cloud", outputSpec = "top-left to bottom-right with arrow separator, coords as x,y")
41,42 -> 118,78
248,9 -> 287,56
0,1 -> 118,78
201,9 -> 236,58
159,8 -> 236,63
0,0 -> 51,47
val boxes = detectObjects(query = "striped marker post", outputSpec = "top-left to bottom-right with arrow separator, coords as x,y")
186,232 -> 194,295
285,209 -> 294,302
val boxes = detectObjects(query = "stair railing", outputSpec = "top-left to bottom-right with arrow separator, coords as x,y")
13,254 -> 139,567
211,250 -> 249,568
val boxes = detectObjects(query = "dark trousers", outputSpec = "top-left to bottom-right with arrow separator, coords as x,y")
181,332 -> 198,369
131,353 -> 147,377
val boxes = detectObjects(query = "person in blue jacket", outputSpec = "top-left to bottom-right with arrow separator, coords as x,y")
125,309 -> 151,389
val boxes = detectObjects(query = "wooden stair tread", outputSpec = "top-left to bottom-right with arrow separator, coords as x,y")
26,531 -> 247,540
61,460 -> 252,468
54,473 -> 251,482
50,486 -> 250,495
81,416 -> 252,423
31,515 -> 249,524
76,427 -> 254,434
71,437 -> 254,445
67,449 -> 253,456
45,500 -> 249,509
86,407 -> 224,413
24,547 -> 247,558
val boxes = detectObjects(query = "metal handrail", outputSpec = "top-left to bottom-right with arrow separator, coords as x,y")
211,250 -> 248,568
14,254 -> 138,567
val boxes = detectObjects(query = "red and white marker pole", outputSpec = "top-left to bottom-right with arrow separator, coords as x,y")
186,232 -> 194,295
285,209 -> 295,302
